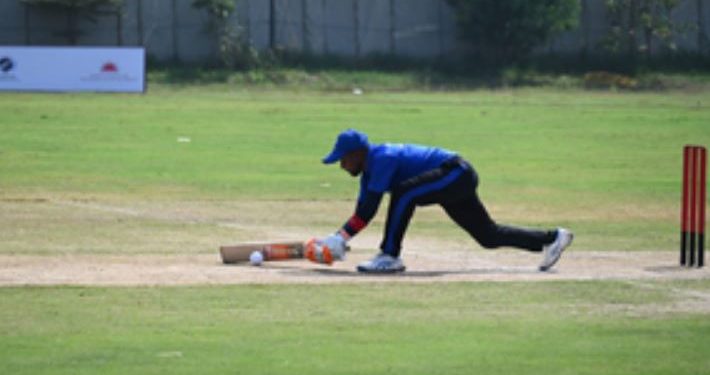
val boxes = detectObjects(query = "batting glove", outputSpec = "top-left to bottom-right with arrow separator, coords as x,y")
322,232 -> 347,260
305,238 -> 334,265
305,233 -> 348,265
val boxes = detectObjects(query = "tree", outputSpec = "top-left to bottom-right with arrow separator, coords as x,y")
192,0 -> 235,20
192,0 -> 256,68
22,0 -> 123,45
446,0 -> 580,65
601,0 -> 689,59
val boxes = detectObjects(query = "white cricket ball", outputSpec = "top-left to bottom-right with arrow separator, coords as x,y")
249,251 -> 263,266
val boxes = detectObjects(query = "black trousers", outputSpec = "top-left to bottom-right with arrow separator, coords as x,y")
380,158 -> 556,257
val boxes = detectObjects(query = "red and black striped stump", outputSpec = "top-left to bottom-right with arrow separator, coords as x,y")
681,145 -> 706,268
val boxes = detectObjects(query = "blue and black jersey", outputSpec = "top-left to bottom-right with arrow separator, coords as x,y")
340,143 -> 458,240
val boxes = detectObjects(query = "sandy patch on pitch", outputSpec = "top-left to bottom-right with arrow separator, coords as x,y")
0,250 -> 707,287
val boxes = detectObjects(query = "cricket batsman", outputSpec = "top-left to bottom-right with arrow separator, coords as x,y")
307,129 -> 573,274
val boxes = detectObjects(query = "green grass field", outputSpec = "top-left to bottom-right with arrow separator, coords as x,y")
1,82 -> 709,374
0,281 -> 708,375
2,86 -> 709,251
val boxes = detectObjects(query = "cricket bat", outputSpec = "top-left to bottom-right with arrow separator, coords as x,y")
219,241 -> 305,264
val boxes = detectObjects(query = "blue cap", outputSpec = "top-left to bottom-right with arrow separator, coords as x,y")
322,129 -> 369,164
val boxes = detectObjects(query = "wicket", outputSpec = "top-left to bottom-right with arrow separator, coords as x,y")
681,145 -> 706,268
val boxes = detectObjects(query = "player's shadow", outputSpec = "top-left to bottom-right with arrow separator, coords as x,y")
299,267 -> 545,278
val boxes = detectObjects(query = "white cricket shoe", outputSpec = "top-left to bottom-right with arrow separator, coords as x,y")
357,253 -> 406,274
539,228 -> 573,272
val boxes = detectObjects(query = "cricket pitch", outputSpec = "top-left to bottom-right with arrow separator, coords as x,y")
0,250 -> 707,286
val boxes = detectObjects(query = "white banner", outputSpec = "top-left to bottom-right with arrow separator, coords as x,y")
0,46 -> 145,93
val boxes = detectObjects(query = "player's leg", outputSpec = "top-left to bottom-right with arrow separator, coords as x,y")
442,194 -> 556,252
440,170 -> 573,270
355,192 -> 411,274
358,162 -> 467,273
423,163 -> 554,251
356,192 -> 411,273
379,190 -> 417,258
378,162 -> 470,256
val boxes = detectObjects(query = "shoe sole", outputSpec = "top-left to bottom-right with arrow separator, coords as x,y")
539,231 -> 574,272
356,265 -> 406,274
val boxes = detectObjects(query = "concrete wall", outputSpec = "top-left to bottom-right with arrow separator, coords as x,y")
0,0 -> 707,64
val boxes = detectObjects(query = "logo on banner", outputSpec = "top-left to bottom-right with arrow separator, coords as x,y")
82,61 -> 137,83
0,57 -> 18,82
0,57 -> 14,72
101,62 -> 118,72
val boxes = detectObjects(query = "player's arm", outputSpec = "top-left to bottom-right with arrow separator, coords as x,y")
327,167 -> 389,252
338,190 -> 383,240
309,159 -> 392,264
307,190 -> 383,265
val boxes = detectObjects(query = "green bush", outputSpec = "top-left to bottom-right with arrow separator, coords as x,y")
446,0 -> 580,65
